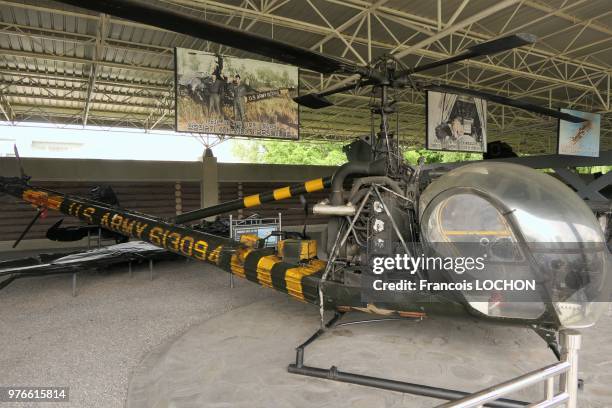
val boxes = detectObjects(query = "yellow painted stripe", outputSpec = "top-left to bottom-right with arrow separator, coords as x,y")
22,190 -> 64,210
243,194 -> 261,208
285,260 -> 326,301
47,196 -> 63,210
230,247 -> 252,278
273,186 -> 291,200
22,190 -> 44,205
230,263 -> 246,278
285,269 -> 308,300
256,255 -> 282,288
304,178 -> 324,193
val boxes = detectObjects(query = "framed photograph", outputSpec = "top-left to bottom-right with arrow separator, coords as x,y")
175,48 -> 299,140
426,90 -> 487,153
557,109 -> 600,157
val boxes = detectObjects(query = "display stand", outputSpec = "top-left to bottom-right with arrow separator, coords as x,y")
288,313 -> 581,408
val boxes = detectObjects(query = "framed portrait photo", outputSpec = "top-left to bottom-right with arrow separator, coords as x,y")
557,109 -> 600,157
426,90 -> 487,153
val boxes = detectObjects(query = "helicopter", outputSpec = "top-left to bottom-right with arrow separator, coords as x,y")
1,1 -> 609,402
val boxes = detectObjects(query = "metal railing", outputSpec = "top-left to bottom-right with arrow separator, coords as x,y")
229,213 -> 282,247
437,330 -> 581,408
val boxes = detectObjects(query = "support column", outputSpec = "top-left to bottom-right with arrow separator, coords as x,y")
175,181 -> 182,215
201,148 -> 219,221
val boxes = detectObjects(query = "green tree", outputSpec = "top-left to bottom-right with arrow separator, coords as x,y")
575,166 -> 611,174
404,149 -> 482,164
233,140 -> 487,166
232,140 -> 347,165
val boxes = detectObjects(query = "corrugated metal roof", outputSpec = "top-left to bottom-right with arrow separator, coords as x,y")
0,0 -> 609,151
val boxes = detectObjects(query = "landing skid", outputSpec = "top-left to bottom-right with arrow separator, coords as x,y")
288,313 -> 581,408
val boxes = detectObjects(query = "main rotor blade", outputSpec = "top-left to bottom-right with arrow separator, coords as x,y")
425,84 -> 586,123
53,0 -> 362,75
395,33 -> 536,78
294,76 -> 372,109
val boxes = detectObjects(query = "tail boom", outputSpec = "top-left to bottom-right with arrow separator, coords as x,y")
0,178 -> 325,303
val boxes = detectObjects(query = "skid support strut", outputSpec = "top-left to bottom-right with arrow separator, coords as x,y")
288,313 -> 528,408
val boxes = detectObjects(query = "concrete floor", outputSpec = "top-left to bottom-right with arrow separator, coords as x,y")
126,296 -> 612,408
0,260 -> 268,408
1,259 -> 611,407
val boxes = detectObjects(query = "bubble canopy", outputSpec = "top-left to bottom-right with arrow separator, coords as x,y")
419,162 -> 610,329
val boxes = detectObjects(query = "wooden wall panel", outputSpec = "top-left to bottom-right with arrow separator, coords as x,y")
0,180 -> 329,241
0,181 -> 178,241
181,182 -> 201,214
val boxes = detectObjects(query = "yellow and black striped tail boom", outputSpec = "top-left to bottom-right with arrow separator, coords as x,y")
0,177 -> 326,304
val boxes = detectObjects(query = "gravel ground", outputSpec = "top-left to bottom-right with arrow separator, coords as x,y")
0,259 -> 269,408
126,296 -> 612,408
1,255 -> 611,407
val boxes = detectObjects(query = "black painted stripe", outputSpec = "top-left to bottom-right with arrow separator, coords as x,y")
270,262 -> 292,293
259,191 -> 274,202
289,184 -> 306,196
219,248 -> 233,269
243,249 -> 272,283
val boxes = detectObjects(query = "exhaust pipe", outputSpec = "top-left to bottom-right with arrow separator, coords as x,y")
330,159 -> 386,205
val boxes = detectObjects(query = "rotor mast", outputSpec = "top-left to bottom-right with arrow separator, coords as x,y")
370,59 -> 401,173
